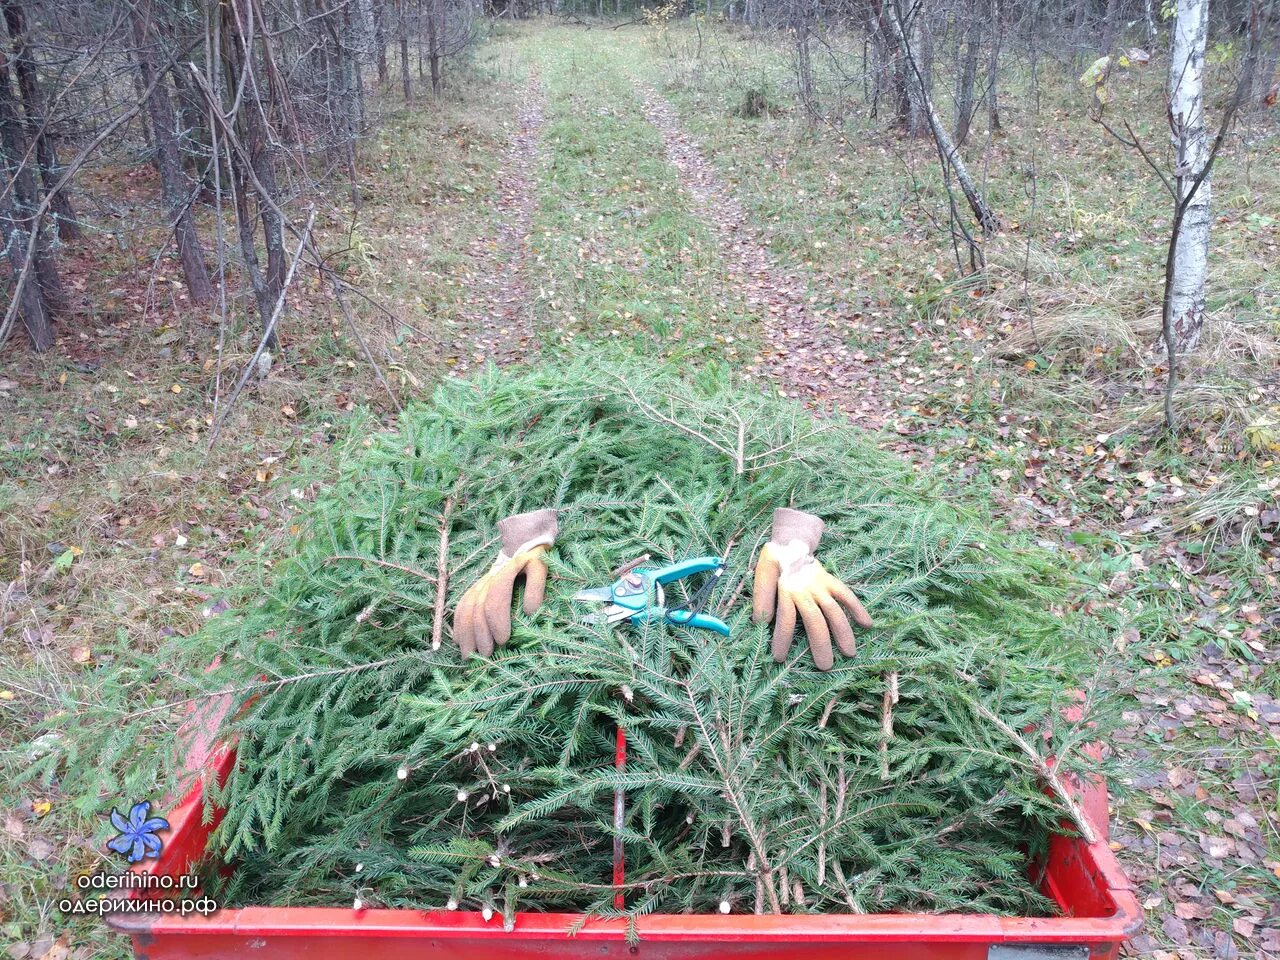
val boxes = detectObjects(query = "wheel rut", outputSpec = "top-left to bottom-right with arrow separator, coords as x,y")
449,73 -> 547,374
633,81 -> 895,432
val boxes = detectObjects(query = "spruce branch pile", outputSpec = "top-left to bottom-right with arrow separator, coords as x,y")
72,356 -> 1111,921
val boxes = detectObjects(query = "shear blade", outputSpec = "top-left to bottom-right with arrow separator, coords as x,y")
572,586 -> 614,603
583,605 -> 631,625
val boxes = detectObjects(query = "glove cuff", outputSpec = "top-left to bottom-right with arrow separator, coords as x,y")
771,508 -> 823,552
498,508 -> 559,555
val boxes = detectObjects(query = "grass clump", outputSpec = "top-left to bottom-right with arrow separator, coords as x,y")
732,87 -> 777,119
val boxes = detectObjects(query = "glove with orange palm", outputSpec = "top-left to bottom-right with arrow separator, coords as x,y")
751,508 -> 873,671
453,509 -> 557,658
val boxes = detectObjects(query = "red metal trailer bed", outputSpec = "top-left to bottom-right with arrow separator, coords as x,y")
107,695 -> 1140,959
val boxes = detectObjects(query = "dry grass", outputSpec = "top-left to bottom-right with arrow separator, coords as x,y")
1173,470 -> 1280,551
978,235 -> 1279,444
985,238 -> 1161,362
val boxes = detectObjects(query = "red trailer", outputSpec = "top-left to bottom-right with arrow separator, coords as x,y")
108,697 -> 1140,960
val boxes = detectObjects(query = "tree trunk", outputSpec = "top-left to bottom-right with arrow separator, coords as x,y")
1249,0 -> 1278,103
1,0 -> 79,240
427,0 -> 441,96
1166,0 -> 1212,352
1071,0 -> 1090,66
218,0 -> 282,351
374,0 -> 389,84
0,45 -> 65,316
0,152 -> 51,349
906,10 -> 931,137
132,64 -> 153,149
231,0 -> 286,330
987,0 -> 1003,131
1100,0 -> 1124,52
169,63 -> 215,200
342,0 -> 362,209
230,151 -> 276,349
796,14 -> 817,117
885,0 -> 999,232
870,0 -> 910,128
955,0 -> 981,144
399,0 -> 412,103
249,119 -> 285,316
130,0 -> 213,305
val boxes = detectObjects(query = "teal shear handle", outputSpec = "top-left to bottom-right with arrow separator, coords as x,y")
654,556 -> 724,585
665,607 -> 731,636
654,556 -> 730,636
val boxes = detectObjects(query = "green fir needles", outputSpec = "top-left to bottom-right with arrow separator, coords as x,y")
88,357 -> 1114,921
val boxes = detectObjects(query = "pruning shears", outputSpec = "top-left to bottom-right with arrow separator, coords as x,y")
572,556 -> 731,636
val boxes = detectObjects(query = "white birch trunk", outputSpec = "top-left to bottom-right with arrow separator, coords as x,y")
1167,0 -> 1212,352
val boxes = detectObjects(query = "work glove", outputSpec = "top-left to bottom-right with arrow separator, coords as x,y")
752,508 -> 873,671
453,509 -> 558,658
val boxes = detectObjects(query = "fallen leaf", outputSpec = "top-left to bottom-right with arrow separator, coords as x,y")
1199,834 -> 1232,858
1161,912 -> 1189,942
1174,900 -> 1211,920
26,837 -> 54,861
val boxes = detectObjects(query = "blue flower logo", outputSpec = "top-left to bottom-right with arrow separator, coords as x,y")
107,801 -> 169,863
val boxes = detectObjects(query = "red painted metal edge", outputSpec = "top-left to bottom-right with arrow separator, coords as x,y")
108,689 -> 1142,954
612,725 -> 627,911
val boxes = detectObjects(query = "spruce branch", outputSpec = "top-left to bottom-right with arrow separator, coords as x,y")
60,356 -> 1109,919
954,670 -> 1098,845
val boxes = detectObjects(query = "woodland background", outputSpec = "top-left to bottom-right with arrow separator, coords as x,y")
0,0 -> 1277,956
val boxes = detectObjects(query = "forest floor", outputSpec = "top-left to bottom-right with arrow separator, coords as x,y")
2,18 -> 1278,960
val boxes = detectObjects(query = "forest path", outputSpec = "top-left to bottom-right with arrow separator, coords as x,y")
446,72 -> 546,375
633,80 -> 899,435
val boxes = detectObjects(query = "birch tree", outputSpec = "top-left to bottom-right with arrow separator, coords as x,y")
1165,0 -> 1211,354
